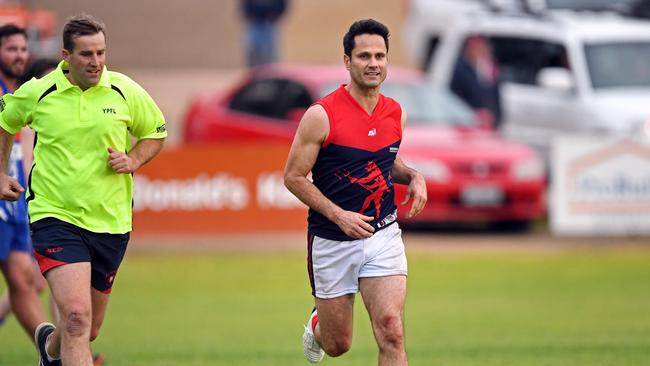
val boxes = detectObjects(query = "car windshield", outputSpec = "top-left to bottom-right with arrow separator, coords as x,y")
585,42 -> 650,88
320,83 -> 477,127
546,0 -> 636,11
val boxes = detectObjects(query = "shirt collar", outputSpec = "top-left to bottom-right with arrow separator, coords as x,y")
54,60 -> 111,91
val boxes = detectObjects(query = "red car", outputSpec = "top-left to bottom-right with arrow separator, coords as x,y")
183,65 -> 546,229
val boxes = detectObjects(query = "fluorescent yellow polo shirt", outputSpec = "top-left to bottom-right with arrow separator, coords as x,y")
0,61 -> 167,234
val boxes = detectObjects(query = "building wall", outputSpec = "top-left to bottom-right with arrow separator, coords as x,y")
35,0 -> 412,68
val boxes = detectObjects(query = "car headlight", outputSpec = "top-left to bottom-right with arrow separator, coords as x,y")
512,158 -> 545,182
405,159 -> 450,183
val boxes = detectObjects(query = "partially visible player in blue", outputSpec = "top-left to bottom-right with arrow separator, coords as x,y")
0,23 -> 49,342
0,14 -> 166,366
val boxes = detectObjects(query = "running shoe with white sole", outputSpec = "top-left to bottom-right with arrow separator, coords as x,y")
302,307 -> 324,363
34,322 -> 61,366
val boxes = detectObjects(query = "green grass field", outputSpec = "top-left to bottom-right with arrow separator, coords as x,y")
1,244 -> 649,365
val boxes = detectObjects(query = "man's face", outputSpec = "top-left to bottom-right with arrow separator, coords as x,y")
344,34 -> 388,89
466,37 -> 491,63
62,32 -> 106,90
0,33 -> 28,79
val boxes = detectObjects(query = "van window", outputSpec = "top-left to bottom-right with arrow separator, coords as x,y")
585,42 -> 650,88
488,37 -> 569,85
546,0 -> 637,12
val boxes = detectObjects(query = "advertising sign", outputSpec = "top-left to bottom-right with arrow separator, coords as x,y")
551,137 -> 650,235
132,144 -> 307,235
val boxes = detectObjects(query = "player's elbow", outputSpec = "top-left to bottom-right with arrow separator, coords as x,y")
283,172 -> 298,192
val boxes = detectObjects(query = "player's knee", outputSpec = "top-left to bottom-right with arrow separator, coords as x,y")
62,308 -> 91,338
322,335 -> 352,357
375,314 -> 404,348
33,277 -> 47,293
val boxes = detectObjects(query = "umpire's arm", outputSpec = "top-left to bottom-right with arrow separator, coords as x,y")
107,137 -> 165,174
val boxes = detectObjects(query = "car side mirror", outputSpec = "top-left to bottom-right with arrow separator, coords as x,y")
537,67 -> 575,94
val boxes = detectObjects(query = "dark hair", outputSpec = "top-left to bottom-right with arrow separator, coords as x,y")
343,19 -> 389,57
63,14 -> 106,51
0,24 -> 27,47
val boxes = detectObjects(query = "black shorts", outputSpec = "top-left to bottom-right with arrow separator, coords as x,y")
31,217 -> 130,294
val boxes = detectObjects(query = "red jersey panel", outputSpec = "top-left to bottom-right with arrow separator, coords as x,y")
309,85 -> 402,241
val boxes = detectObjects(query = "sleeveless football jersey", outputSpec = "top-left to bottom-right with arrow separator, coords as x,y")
309,85 -> 402,241
0,75 -> 28,224
1,131 -> 28,224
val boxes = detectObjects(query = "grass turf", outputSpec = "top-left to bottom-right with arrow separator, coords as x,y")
1,245 -> 649,365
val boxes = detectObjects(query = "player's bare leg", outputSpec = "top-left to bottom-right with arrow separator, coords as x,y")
360,275 -> 408,366
0,251 -> 46,338
314,294 -> 355,356
90,288 -> 110,342
45,262 -> 93,365
0,260 -> 50,325
0,287 -> 10,325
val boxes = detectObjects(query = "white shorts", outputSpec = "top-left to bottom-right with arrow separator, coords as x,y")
307,223 -> 407,299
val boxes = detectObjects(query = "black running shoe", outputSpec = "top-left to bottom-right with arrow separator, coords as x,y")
34,322 -> 61,366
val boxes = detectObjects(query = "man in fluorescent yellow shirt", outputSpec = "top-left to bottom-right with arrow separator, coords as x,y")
0,14 -> 166,366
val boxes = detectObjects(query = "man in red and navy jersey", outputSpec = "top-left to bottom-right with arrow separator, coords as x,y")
284,19 -> 427,365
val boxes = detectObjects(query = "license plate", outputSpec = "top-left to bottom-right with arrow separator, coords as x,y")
461,185 -> 504,206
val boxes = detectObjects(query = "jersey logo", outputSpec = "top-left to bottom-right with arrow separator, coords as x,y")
103,108 -> 116,114
156,124 -> 167,133
390,147 -> 399,153
368,128 -> 376,137
46,247 -> 64,254
106,271 -> 117,287
335,161 -> 389,219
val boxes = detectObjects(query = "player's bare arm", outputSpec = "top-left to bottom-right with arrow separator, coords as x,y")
393,106 -> 427,218
0,127 -> 23,200
284,104 -> 375,239
107,137 -> 165,174
19,127 -> 34,174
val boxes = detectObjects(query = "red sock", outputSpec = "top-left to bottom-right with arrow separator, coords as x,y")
311,313 -> 319,332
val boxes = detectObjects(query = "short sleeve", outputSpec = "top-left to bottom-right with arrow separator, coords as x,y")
127,82 -> 167,140
0,87 -> 33,134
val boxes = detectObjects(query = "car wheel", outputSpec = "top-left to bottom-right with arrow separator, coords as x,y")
491,220 -> 532,233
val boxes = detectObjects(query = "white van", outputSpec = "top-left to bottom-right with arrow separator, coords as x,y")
405,3 -> 650,159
